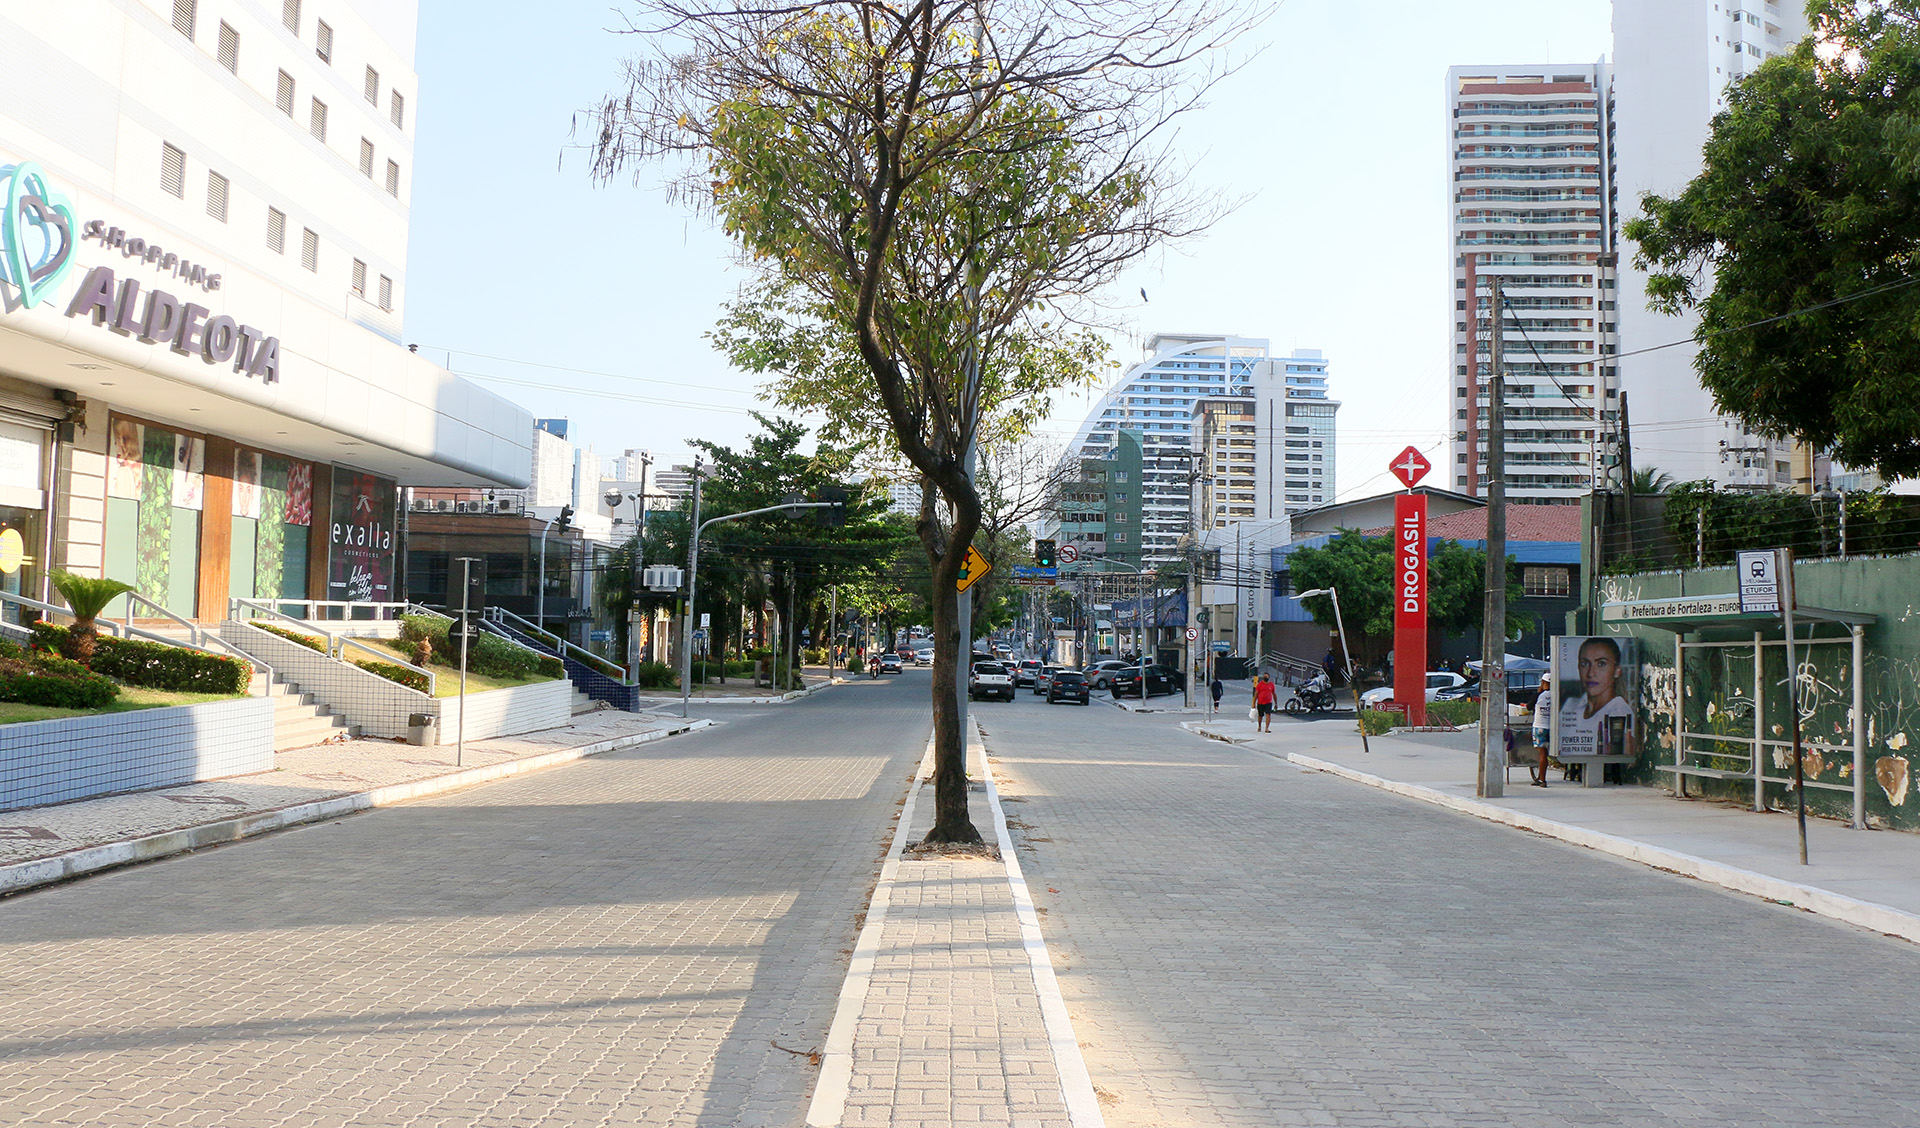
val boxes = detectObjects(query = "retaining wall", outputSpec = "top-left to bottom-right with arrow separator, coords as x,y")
0,696 -> 272,811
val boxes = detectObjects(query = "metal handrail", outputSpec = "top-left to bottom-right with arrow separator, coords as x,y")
337,635 -> 435,695
231,597 -> 341,653
485,606 -> 631,683
0,590 -> 274,696
0,590 -> 129,637
235,598 -> 412,622
120,591 -> 274,686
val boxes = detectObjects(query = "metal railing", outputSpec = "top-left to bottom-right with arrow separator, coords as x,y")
230,598 -> 412,622
485,606 -> 632,684
1260,650 -> 1324,688
231,597 -> 434,694
0,590 -> 274,696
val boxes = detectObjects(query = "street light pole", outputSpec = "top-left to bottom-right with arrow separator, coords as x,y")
1296,585 -> 1368,754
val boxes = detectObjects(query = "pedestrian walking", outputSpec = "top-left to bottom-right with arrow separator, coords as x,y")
1253,674 -> 1277,732
1322,650 -> 1338,684
1210,675 -> 1224,710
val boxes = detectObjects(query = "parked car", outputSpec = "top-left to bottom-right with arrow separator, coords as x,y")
913,647 -> 935,666
1359,671 -> 1466,708
968,660 -> 1016,701
1033,665 -> 1064,695
1013,659 -> 1043,687
1046,670 -> 1092,705
1110,664 -> 1184,699
878,653 -> 903,674
1081,660 -> 1131,691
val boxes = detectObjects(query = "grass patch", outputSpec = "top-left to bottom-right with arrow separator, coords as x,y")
375,639 -> 560,697
0,686 -> 243,725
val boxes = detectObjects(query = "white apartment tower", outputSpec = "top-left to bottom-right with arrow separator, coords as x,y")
1448,64 -> 1618,506
1613,0 -> 1810,490
1066,334 -> 1337,562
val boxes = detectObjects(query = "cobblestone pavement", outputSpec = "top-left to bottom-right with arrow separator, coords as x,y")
0,709 -> 696,868
980,695 -> 1920,1128
0,675 -> 931,1127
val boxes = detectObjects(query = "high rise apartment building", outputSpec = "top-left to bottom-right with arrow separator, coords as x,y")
1613,0 -> 1810,489
1447,63 -> 1618,506
1065,334 -> 1338,562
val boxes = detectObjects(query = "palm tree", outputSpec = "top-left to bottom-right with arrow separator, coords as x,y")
49,570 -> 135,664
1631,466 -> 1676,495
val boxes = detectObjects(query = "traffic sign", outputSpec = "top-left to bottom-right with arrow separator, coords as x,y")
692,627 -> 709,640
1013,565 -> 1058,579
1737,549 -> 1784,614
1011,576 -> 1057,588
1389,445 -> 1432,490
1058,544 -> 1080,564
957,544 -> 992,592
1184,627 -> 1198,641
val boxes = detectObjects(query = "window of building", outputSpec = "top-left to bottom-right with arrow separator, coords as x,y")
206,170 -> 228,222
301,228 -> 318,272
359,138 -> 375,177
217,22 -> 239,71
160,143 -> 186,198
310,98 -> 327,142
282,0 -> 300,33
351,259 -> 367,297
1523,566 -> 1570,596
390,90 -> 405,129
315,19 -> 333,63
172,0 -> 196,39
277,70 -> 295,115
378,275 -> 393,310
267,207 -> 286,253
364,66 -> 380,105
385,159 -> 400,197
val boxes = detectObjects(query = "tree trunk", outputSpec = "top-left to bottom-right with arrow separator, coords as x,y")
923,535 -> 982,844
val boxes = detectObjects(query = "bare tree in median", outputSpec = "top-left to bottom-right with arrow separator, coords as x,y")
587,0 -> 1237,842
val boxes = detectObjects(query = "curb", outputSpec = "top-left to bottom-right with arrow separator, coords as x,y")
0,719 -> 715,898
1287,752 -> 1920,945
635,679 -> 836,708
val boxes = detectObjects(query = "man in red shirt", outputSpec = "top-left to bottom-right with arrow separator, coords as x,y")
1253,674 -> 1277,732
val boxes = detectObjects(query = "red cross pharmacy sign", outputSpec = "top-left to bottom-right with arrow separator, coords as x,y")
1389,447 -> 1430,726
1389,446 -> 1431,490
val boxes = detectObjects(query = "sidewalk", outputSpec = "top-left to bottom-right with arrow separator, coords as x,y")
808,725 -> 1101,1128
634,663 -> 846,707
0,709 -> 712,897
1186,715 -> 1920,943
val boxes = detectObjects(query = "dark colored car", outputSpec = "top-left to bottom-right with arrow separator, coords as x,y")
1109,664 -> 1184,699
1033,665 -> 1064,695
1046,670 -> 1091,705
1013,659 -> 1043,687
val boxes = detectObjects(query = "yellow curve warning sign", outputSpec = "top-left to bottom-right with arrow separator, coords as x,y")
956,544 -> 991,592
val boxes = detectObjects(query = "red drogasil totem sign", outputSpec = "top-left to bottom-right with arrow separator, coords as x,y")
1393,490 -> 1429,727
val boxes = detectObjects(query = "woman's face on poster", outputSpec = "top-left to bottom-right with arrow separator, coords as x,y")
1578,641 -> 1620,703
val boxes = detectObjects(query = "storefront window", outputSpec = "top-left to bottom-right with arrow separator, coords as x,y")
105,416 -> 201,619
0,506 -> 43,625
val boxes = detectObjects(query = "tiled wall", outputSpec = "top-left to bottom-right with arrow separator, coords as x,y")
433,679 -> 571,744
219,621 -> 428,739
0,697 -> 273,812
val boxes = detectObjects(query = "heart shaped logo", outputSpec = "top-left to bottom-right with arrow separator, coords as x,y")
1,162 -> 77,310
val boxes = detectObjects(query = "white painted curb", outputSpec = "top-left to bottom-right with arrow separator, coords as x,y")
1287,753 -> 1920,945
807,734 -> 934,1127
977,720 -> 1108,1128
0,719 -> 714,898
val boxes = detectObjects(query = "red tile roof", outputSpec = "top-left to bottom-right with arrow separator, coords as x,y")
1360,504 -> 1583,543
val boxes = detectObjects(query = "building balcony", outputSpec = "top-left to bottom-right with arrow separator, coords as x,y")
1456,170 -> 1600,182
1458,234 -> 1602,246
1456,126 -> 1599,139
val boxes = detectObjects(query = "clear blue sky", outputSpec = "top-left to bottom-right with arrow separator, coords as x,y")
404,0 -> 1612,496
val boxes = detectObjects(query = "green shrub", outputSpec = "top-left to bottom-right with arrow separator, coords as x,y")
0,656 -> 119,708
632,661 -> 675,689
254,622 -> 327,653
847,655 -> 866,673
1358,709 -> 1399,736
803,647 -> 827,666
92,637 -> 250,694
1425,700 -> 1480,727
354,659 -> 430,693
537,655 -> 566,680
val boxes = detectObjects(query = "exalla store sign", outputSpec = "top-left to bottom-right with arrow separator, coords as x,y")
0,162 -> 279,382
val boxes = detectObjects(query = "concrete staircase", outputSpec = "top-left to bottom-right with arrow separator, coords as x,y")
570,688 -> 595,716
250,672 -> 355,752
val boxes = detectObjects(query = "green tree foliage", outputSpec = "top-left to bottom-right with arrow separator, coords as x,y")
1286,531 -> 1529,664
587,0 -> 1233,840
1625,1 -> 1920,477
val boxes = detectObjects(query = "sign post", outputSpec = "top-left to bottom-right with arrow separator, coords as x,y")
1389,447 -> 1431,727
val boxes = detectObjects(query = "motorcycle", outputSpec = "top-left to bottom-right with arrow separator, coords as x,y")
1284,674 -> 1339,714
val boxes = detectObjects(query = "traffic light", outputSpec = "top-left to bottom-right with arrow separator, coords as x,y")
816,485 -> 849,527
1034,539 -> 1056,568
553,505 -> 574,534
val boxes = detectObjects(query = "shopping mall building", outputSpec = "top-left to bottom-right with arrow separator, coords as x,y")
0,0 -> 529,622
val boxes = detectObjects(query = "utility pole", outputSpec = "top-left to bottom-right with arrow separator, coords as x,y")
1478,277 -> 1508,798
678,459 -> 704,718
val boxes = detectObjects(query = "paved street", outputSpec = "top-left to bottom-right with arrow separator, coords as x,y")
983,690 -> 1920,1128
0,676 -> 930,1128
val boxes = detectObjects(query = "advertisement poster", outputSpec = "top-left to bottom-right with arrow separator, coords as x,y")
231,449 -> 261,519
285,461 -> 312,525
1553,635 -> 1640,759
108,418 -> 143,499
172,435 -> 204,511
327,467 -> 396,603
